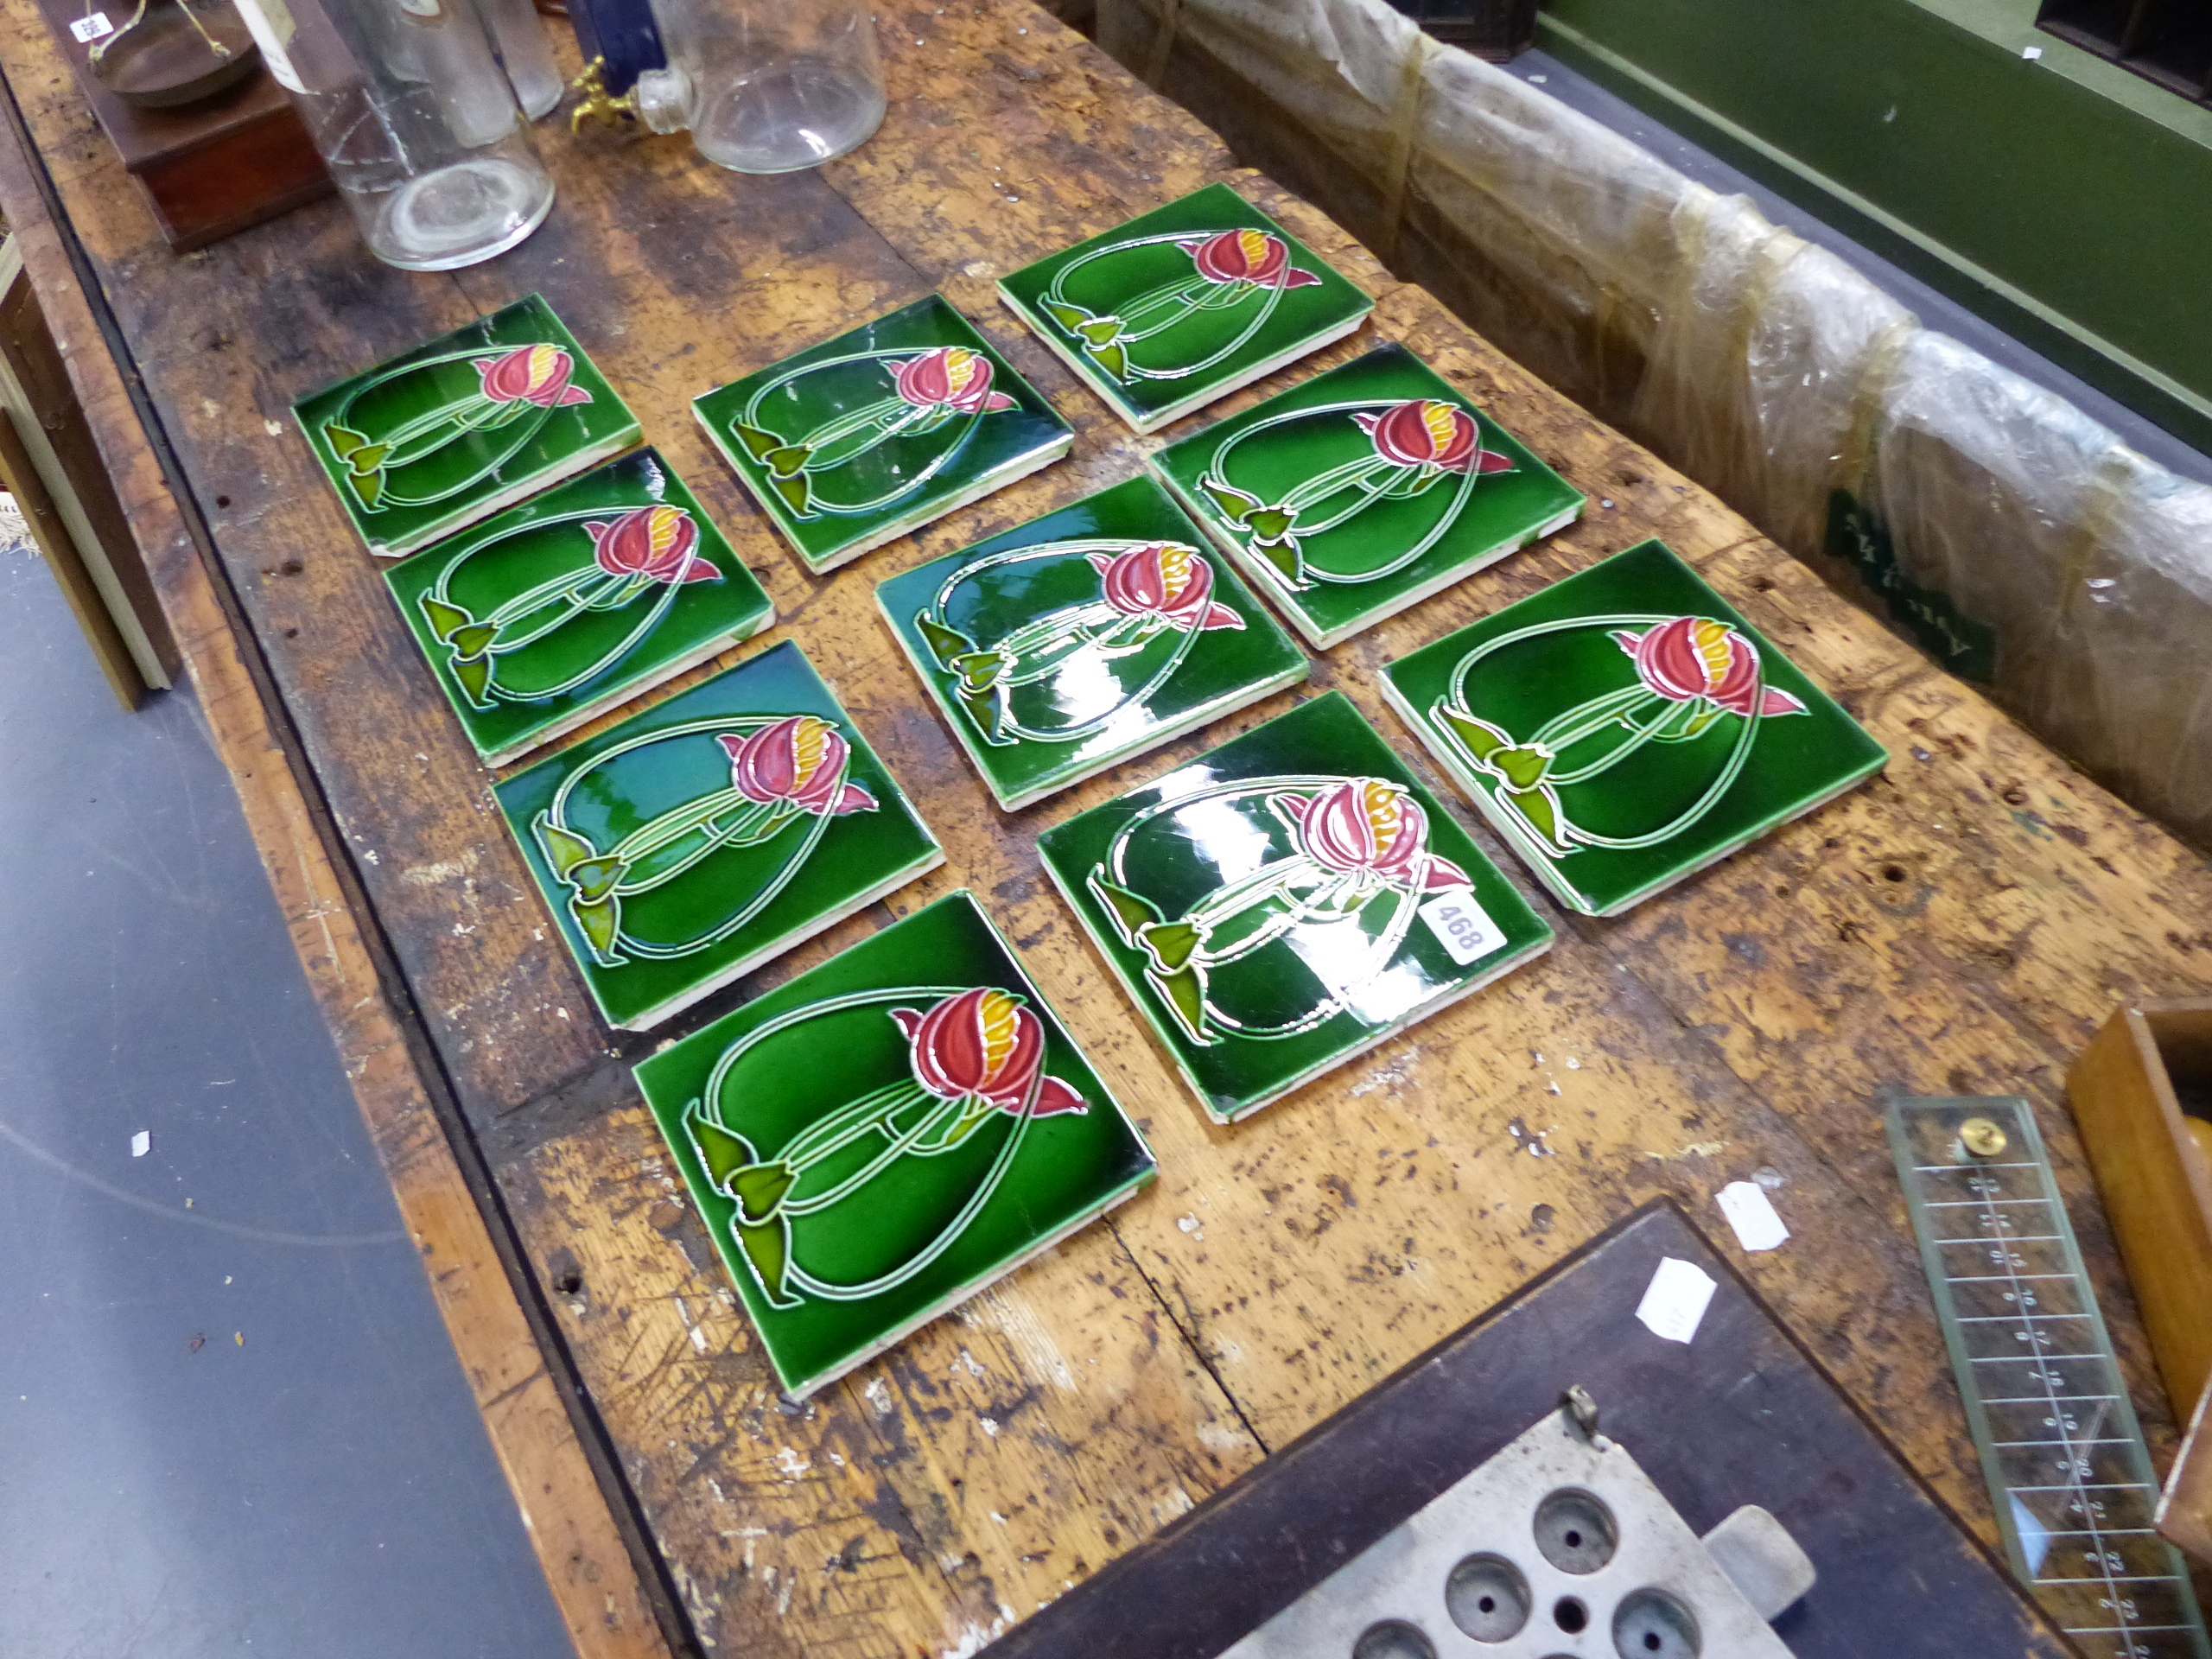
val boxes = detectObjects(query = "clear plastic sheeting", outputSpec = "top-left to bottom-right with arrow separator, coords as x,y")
1094,0 -> 2212,847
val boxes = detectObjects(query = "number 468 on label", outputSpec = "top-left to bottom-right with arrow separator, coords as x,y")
1418,889 -> 1507,967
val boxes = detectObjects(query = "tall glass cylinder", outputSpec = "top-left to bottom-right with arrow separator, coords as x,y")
636,0 -> 883,174
477,0 -> 563,119
231,0 -> 556,270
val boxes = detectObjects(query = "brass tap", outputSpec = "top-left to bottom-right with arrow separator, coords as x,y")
569,57 -> 638,132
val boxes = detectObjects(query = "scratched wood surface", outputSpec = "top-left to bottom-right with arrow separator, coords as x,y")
7,1 -> 2212,1652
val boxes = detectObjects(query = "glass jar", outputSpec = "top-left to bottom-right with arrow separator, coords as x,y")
632,0 -> 884,174
478,0 -> 563,119
231,0 -> 556,270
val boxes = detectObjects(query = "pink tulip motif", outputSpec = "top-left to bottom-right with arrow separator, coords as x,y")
893,347 -> 1015,416
679,983 -> 1087,1312
1185,229 -> 1324,289
473,344 -> 594,409
532,712 -> 880,973
1088,543 -> 1243,632
322,340 -> 595,513
587,506 -> 719,584
1611,618 -> 1807,720
1430,613 -> 1812,860
730,345 -> 1022,522
1089,772 -> 1481,1047
721,716 -> 878,817
1037,224 -> 1324,386
420,502 -> 722,712
918,539 -> 1248,747
891,988 -> 1088,1117
1197,397 -> 1516,591
1355,400 -> 1515,476
1277,779 -> 1471,893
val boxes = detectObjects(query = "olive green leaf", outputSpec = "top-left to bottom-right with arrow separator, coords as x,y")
1086,871 -> 1164,947
683,1104 -> 755,1192
1148,965 -> 1214,1046
421,595 -> 474,642
734,421 -> 785,462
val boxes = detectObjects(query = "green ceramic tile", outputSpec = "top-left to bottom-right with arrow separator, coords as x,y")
875,475 -> 1309,810
295,295 -> 642,559
693,294 -> 1072,575
1038,691 -> 1553,1122
1381,540 -> 1890,918
1150,344 -> 1586,649
632,889 -> 1155,1399
385,449 -> 774,766
495,640 -> 943,1031
997,183 -> 1375,435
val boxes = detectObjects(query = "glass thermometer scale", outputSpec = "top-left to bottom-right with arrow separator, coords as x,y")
1887,1096 -> 2209,1659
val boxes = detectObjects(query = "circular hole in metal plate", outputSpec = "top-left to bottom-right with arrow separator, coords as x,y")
1533,1487 -> 1618,1574
1351,1619 -> 1437,1659
1613,1588 -> 1701,1658
1553,1596 -> 1590,1635
1444,1553 -> 1531,1643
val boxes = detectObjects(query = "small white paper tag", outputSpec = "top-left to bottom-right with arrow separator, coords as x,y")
70,12 -> 113,41
130,1129 -> 150,1158
1635,1255 -> 1716,1344
1419,888 -> 1506,966
230,0 -> 306,91
1716,1180 -> 1790,1252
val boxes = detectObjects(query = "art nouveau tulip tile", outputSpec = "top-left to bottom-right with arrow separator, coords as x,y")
1149,344 -> 1586,649
295,294 -> 641,559
493,639 -> 943,1032
997,182 -> 1375,435
875,474 -> 1307,810
1037,691 -> 1553,1122
694,294 -> 1072,575
1381,539 -> 1890,918
632,889 -> 1155,1399
385,448 -> 774,766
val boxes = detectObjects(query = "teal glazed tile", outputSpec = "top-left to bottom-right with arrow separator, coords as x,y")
495,640 -> 944,1032
632,889 -> 1155,1399
875,475 -> 1308,810
1381,539 -> 1890,918
1151,343 -> 1586,649
295,295 -> 641,559
693,294 -> 1073,575
997,183 -> 1375,435
385,449 -> 774,766
1037,691 -> 1553,1122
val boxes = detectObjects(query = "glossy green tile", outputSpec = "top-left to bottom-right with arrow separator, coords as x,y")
875,475 -> 1308,810
693,294 -> 1072,575
632,889 -> 1155,1399
1150,344 -> 1585,649
385,449 -> 774,766
295,295 -> 641,559
997,183 -> 1375,435
495,640 -> 943,1031
1038,691 -> 1553,1122
1381,539 -> 1890,918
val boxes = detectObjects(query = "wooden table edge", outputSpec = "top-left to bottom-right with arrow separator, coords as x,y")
0,73 -> 686,1659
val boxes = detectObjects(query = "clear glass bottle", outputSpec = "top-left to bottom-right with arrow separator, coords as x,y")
632,0 -> 884,174
230,0 -> 556,270
477,0 -> 563,119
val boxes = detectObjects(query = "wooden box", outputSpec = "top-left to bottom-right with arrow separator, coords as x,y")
31,0 -> 328,251
2068,998 -> 2212,1424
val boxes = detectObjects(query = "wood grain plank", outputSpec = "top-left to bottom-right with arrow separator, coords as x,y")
10,0 -> 2212,1651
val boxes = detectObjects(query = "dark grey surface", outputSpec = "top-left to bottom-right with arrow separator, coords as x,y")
0,535 -> 572,1658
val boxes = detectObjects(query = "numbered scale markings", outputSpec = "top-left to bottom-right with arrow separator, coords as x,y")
1887,1096 -> 2210,1659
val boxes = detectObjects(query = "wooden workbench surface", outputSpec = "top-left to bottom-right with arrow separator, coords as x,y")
4,3 -> 2210,1652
